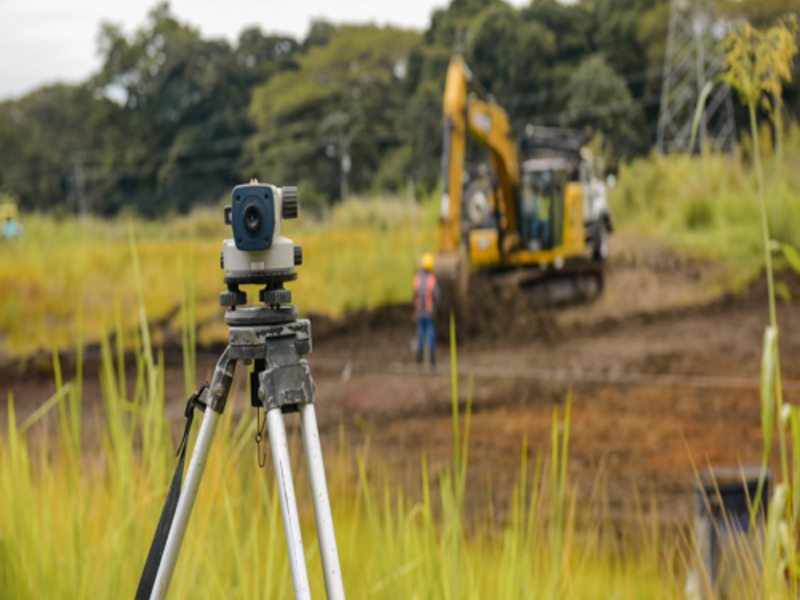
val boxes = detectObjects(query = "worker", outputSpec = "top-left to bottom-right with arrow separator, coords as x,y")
413,253 -> 440,370
3,216 -> 22,240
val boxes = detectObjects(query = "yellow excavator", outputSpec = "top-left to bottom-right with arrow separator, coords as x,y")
435,56 -> 613,335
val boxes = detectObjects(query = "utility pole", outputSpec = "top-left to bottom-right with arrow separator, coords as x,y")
657,0 -> 737,155
72,152 -> 87,221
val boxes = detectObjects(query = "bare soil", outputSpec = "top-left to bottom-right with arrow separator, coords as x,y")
3,231 -> 798,525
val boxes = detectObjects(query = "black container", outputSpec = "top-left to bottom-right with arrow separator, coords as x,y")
692,466 -> 770,599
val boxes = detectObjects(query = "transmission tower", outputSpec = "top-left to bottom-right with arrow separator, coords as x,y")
657,0 -> 737,154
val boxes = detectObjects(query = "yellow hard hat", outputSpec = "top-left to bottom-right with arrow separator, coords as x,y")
421,253 -> 434,271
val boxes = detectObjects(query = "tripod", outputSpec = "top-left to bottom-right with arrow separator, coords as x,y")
149,278 -> 346,600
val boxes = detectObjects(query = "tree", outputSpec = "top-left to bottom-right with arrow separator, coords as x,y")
523,0 -> 594,65
466,3 -> 557,103
563,53 -> 646,166
249,25 -> 419,205
0,85 -> 110,213
591,0 -> 664,78
2,0 -> 795,217
89,3 -> 300,214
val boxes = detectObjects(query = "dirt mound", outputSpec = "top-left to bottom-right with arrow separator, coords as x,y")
462,272 -> 562,344
308,303 -> 415,345
308,272 -> 563,349
307,231 -> 800,359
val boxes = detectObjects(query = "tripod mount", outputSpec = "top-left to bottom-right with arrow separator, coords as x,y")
145,182 -> 346,600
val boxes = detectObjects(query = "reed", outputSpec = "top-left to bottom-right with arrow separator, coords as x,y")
0,242 -> 684,598
0,195 -> 437,359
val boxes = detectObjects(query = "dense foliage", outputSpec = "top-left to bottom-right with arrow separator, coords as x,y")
0,0 -> 796,215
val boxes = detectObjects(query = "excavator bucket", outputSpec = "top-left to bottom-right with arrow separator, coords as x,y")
433,252 -> 469,344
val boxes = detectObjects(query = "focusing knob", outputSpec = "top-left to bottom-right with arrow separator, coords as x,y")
294,245 -> 303,266
220,289 -> 247,307
260,287 -> 292,305
282,187 -> 299,219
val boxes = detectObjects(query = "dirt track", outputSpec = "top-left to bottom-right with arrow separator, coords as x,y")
304,232 -> 800,523
3,231 -> 799,524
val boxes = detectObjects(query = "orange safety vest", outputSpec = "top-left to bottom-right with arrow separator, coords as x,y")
413,272 -> 437,312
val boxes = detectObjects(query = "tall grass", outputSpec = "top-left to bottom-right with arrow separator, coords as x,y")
0,242 -> 689,598
609,123 -> 800,270
676,18 -> 800,598
0,195 -> 437,358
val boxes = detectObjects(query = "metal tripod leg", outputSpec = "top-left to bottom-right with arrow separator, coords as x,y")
150,349 -> 236,600
300,403 -> 346,600
264,404 -> 345,600
267,408 -> 312,600
257,332 -> 345,600
147,325 -> 346,600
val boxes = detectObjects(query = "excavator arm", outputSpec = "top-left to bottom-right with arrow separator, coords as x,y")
435,56 -> 522,343
438,56 -> 521,255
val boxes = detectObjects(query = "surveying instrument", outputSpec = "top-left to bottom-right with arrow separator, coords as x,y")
137,181 -> 346,600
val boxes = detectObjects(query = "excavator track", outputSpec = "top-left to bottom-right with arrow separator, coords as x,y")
434,254 -> 603,343
493,258 -> 604,308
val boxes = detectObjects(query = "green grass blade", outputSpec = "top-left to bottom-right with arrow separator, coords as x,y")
18,384 -> 72,435
689,80 -> 715,152
449,311 -> 460,473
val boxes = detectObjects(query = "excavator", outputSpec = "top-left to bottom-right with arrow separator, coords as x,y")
435,56 -> 613,336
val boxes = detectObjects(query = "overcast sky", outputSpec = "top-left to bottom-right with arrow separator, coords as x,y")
0,0 -> 532,102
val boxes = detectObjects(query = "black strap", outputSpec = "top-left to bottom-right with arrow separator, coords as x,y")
135,383 -> 208,600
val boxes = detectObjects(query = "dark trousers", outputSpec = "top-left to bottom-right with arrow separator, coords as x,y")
416,315 -> 435,360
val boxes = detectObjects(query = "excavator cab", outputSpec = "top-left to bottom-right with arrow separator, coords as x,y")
468,156 -> 583,269
522,127 -> 613,261
519,160 -> 566,253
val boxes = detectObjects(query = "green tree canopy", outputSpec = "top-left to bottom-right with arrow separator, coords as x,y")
563,53 -> 647,165
90,3 -> 299,214
0,2 -> 300,215
0,0 -> 795,216
248,24 -> 419,207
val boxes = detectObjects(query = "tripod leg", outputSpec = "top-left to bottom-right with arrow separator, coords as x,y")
150,348 -> 235,600
300,403 -> 346,600
267,407 -> 312,600
150,407 -> 222,600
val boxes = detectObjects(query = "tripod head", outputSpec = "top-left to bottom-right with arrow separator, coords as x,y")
220,179 -> 303,325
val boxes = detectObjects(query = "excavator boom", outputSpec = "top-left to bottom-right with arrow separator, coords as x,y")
439,57 -> 520,255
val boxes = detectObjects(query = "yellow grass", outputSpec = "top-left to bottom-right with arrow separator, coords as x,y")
0,196 -> 437,358
0,304 -> 688,599
0,191 -> 780,598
